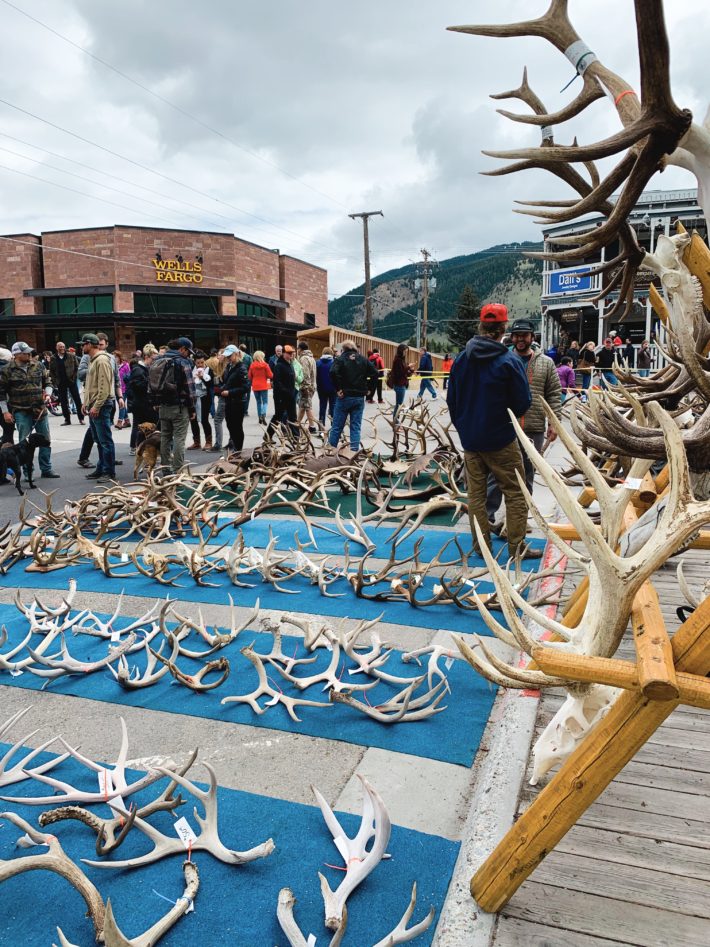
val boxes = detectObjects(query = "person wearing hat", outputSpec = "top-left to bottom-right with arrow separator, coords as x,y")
215,344 -> 248,451
328,340 -> 379,451
447,304 -> 534,559
149,337 -> 196,474
486,317 -> 562,528
0,341 -> 58,481
596,336 -> 619,388
266,344 -> 298,438
80,332 -> 118,482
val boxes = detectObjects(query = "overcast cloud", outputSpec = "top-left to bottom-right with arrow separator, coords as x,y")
0,0 -> 707,297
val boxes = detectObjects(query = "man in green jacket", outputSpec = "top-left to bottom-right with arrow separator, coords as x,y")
487,319 -> 562,521
0,341 -> 58,481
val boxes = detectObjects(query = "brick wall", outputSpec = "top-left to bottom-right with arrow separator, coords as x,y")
279,256 -> 328,326
233,237 -> 281,301
42,227 -> 116,288
0,234 -> 42,315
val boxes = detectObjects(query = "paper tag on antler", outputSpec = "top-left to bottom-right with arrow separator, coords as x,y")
110,627 -> 121,643
622,477 -> 644,491
445,657 -> 455,670
174,817 -> 197,848
563,39 -> 598,75
306,936 -> 316,947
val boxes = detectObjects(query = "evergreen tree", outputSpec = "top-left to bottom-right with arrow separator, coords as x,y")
448,284 -> 481,352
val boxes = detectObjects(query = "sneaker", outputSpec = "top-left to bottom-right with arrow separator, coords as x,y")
77,459 -> 92,468
40,472 -> 60,479
129,448 -> 136,456
97,474 -> 114,483
208,446 -> 222,452
85,470 -> 103,479
115,460 -> 123,466
60,421 -> 71,426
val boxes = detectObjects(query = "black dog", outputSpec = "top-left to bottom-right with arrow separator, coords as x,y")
0,432 -> 51,494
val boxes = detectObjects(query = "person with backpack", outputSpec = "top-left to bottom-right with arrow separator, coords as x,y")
126,343 -> 158,455
417,346 -> 437,399
148,337 -> 196,474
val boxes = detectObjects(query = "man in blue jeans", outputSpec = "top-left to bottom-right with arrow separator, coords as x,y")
0,341 -> 58,482
80,333 -> 116,483
417,346 -> 437,399
328,340 -> 378,451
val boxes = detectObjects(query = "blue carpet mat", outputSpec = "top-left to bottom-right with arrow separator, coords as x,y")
0,746 -> 459,946
0,605 -> 497,766
1,535 -> 545,635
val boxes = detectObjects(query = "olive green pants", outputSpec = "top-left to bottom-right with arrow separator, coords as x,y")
464,441 -> 528,555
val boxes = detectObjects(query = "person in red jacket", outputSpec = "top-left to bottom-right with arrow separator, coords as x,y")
248,350 -> 273,425
442,353 -> 454,389
367,349 -> 385,403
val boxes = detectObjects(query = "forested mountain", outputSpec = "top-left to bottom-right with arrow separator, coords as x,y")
329,243 -> 543,346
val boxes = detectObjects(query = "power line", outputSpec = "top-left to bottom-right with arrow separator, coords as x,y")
0,96 -> 342,255
0,0 -> 350,211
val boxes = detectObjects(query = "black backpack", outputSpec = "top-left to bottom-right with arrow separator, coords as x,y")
148,356 -> 181,406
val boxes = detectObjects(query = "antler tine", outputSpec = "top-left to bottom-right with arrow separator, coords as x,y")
448,1 -> 579,48
496,70 -> 605,128
371,882 -> 436,947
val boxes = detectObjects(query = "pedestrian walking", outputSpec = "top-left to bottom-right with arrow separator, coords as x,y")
217,345 -> 248,452
389,343 -> 414,420
49,341 -> 84,425
368,349 -> 385,403
442,353 -> 453,390
188,352 -> 213,450
637,340 -> 653,377
148,337 -> 196,474
127,344 -> 158,454
208,350 -> 228,452
417,346 -> 437,399
577,341 -> 597,397
248,351 -> 273,425
596,337 -> 619,387
556,356 -> 576,402
328,341 -> 378,451
268,345 -> 283,374
486,318 -> 562,522
296,340 -> 318,433
0,341 -> 58,481
0,346 -> 14,445
623,338 -> 636,368
81,333 -> 116,483
446,304 -> 535,559
316,347 -> 336,426
266,345 -> 298,438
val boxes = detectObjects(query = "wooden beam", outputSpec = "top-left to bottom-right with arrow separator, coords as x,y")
532,649 -> 710,711
471,597 -> 710,913
648,283 -> 669,324
631,582 -> 678,700
549,524 -> 710,550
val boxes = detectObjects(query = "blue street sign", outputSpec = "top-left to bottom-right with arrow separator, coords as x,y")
549,266 -> 592,294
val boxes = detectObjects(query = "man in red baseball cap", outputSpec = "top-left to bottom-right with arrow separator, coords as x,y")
447,303 -> 534,559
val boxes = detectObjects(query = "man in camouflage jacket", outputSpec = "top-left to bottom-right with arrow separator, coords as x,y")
0,341 -> 58,479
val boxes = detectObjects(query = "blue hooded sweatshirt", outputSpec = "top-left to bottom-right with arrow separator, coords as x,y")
446,335 -> 532,452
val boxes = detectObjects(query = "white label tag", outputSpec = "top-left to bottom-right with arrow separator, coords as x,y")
307,936 -> 316,947
120,553 -> 129,563
9,669 -> 23,677
445,657 -> 454,670
174,816 -> 197,848
110,628 -> 121,643
622,477 -> 644,490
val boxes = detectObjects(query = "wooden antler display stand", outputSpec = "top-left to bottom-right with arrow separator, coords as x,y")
470,567 -> 710,914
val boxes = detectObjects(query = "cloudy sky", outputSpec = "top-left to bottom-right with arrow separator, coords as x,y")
1,0 -> 708,298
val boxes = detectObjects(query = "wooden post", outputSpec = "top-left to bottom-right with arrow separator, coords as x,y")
631,581 -> 678,700
471,599 -> 710,913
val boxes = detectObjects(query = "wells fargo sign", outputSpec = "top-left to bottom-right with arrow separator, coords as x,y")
151,257 -> 203,283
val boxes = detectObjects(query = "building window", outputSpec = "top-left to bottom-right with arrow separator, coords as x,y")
43,294 -> 113,315
237,300 -> 277,320
134,294 -> 219,315
304,312 -> 316,327
0,299 -> 14,319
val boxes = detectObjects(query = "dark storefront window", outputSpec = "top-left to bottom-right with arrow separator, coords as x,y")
237,300 -> 277,319
304,312 -> 316,327
43,294 -> 113,315
0,299 -> 14,319
134,294 -> 219,315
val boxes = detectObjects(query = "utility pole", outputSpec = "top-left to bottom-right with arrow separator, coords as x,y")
349,210 -> 383,335
419,248 -> 432,348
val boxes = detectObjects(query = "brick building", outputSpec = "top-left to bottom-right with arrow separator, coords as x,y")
0,225 -> 328,355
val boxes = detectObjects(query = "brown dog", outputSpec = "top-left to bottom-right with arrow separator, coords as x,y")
133,422 -> 161,478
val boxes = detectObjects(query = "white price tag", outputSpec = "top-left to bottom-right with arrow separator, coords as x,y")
110,627 -> 121,643
307,935 -> 316,947
622,477 -> 644,490
174,816 -> 197,849
120,553 -> 129,563
444,657 -> 454,670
